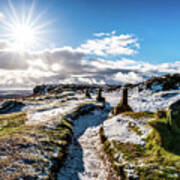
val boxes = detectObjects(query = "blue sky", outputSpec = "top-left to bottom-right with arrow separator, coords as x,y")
0,0 -> 179,86
42,0 -> 180,63
0,0 -> 180,64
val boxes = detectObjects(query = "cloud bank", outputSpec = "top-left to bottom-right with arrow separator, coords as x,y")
0,32 -> 179,87
78,34 -> 139,56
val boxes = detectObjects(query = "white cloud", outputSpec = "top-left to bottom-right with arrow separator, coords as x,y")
0,30 -> 179,87
0,51 -> 179,87
114,71 -> 144,84
78,34 -> 139,56
93,30 -> 116,37
0,43 -> 86,71
84,58 -> 180,84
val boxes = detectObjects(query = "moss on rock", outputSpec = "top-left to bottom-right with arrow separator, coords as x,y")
155,110 -> 167,119
113,102 -> 133,115
168,100 -> 180,134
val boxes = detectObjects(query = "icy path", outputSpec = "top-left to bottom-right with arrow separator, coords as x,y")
58,108 -> 115,180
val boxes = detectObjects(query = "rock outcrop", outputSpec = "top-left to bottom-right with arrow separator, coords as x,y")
85,88 -> 91,98
0,100 -> 25,114
96,88 -> 105,102
113,88 -> 133,115
168,99 -> 180,133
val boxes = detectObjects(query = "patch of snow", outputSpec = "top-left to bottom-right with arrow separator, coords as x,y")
26,99 -> 86,125
103,115 -> 151,145
105,90 -> 180,112
130,90 -> 180,112
58,109 -> 112,180
124,163 -> 139,179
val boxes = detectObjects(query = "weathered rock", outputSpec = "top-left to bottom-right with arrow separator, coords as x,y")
0,100 -> 25,114
33,85 -> 47,94
33,85 -> 62,95
144,73 -> 180,91
113,88 -> 133,115
155,110 -> 167,119
168,99 -> 180,133
85,88 -> 91,98
96,88 -> 105,102
122,88 -> 128,106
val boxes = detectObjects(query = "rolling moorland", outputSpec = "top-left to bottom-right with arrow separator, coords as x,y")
0,73 -> 179,180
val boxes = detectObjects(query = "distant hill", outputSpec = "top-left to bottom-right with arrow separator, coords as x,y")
108,73 -> 180,92
132,73 -> 180,92
32,73 -> 180,94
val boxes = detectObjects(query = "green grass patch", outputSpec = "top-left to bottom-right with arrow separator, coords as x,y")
100,114 -> 180,179
0,116 -> 74,180
122,111 -> 154,120
113,141 -> 145,161
128,122 -> 142,136
146,118 -> 180,165
0,112 -> 27,128
0,112 -> 27,136
0,108 -> 75,180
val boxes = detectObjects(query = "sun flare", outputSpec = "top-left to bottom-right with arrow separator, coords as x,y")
12,24 -> 36,50
0,0 -> 51,51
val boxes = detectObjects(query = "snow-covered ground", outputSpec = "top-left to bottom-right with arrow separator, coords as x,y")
56,89 -> 180,179
23,93 -> 88,125
103,114 -> 152,145
25,100 -> 84,125
102,89 -> 180,178
20,89 -> 180,179
21,91 -> 118,179
0,85 -> 179,179
103,89 -> 180,145
105,89 -> 180,112
58,108 -> 117,180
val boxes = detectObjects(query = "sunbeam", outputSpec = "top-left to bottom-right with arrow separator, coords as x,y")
0,0 -> 51,51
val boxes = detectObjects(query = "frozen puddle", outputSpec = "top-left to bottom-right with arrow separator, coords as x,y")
58,109 -> 111,180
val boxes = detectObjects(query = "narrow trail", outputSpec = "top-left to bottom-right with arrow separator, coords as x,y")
58,107 -> 116,180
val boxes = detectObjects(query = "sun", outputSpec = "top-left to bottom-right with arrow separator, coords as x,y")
0,0 -> 51,51
12,24 -> 36,50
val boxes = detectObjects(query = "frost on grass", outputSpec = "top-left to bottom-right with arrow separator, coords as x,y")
0,91 -> 101,179
0,110 -> 73,179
